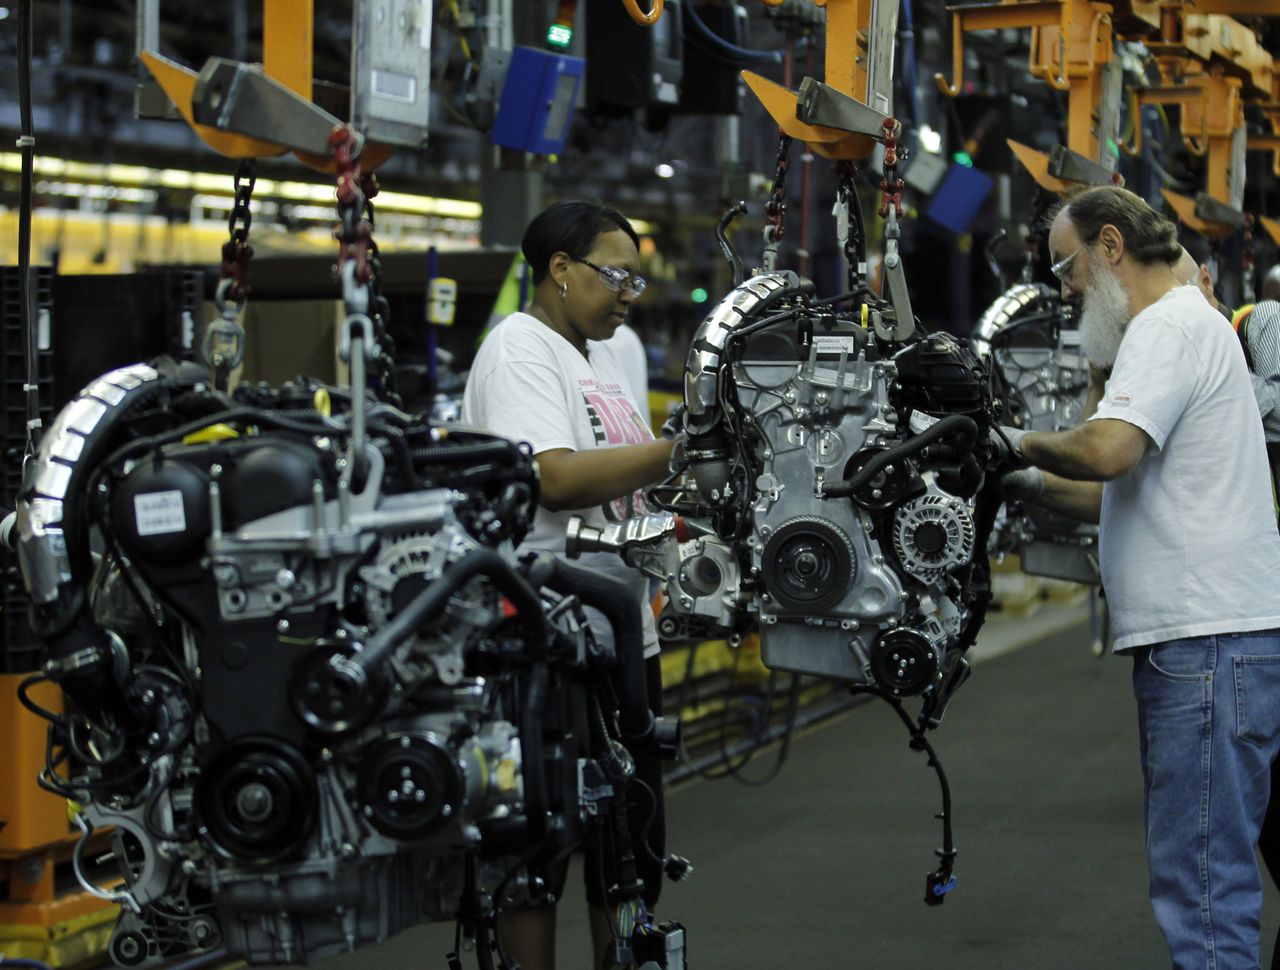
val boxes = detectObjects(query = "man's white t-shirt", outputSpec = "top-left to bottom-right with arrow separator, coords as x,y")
1091,284 -> 1280,651
461,312 -> 660,658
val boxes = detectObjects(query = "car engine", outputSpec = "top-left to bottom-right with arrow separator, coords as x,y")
12,360 -> 669,967
972,282 -> 1100,585
568,271 -> 1007,727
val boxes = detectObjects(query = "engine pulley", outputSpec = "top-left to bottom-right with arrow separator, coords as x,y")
840,447 -> 920,510
357,733 -> 463,841
290,644 -> 382,736
891,493 -> 976,583
870,629 -> 938,696
760,516 -> 855,613
197,739 -> 317,864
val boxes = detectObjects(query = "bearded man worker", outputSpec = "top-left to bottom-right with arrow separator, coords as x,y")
1001,185 -> 1280,969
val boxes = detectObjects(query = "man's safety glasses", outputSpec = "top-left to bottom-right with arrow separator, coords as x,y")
1050,244 -> 1086,282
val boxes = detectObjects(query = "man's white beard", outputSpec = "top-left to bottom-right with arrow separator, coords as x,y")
1079,259 -> 1131,369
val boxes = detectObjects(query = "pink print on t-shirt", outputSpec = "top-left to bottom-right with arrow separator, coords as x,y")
580,384 -> 653,521
581,388 -> 650,446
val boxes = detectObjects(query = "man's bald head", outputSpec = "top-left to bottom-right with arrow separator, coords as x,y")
1264,266 -> 1280,302
1174,246 -> 1218,308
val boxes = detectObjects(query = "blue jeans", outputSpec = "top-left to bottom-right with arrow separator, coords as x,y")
1133,631 -> 1280,970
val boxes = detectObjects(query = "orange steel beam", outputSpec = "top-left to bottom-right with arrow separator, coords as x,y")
141,0 -> 389,171
263,0 -> 314,101
937,0 -> 1115,163
742,0 -> 885,159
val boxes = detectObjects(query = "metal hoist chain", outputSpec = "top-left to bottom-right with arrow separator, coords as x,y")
330,126 -> 401,409
203,158 -> 256,390
222,159 -> 256,305
877,117 -> 906,295
1242,214 -> 1256,305
762,131 -> 793,273
833,160 -> 861,295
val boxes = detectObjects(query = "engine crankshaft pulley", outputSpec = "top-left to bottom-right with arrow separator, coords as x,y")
197,739 -> 318,864
760,516 -> 855,613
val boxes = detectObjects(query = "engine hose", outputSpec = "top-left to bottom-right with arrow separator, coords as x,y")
824,414 -> 979,499
408,439 -> 524,465
354,548 -> 549,674
518,663 -> 551,843
539,559 -> 654,746
716,201 -> 748,287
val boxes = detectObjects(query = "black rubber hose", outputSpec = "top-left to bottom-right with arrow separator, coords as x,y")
824,415 -> 979,499
409,439 -> 523,465
539,559 -> 653,745
716,201 -> 748,287
354,548 -> 547,674
518,663 -> 550,843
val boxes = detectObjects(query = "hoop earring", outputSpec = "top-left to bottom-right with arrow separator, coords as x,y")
558,281 -> 568,299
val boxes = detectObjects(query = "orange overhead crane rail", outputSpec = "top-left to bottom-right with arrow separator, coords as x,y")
1123,1 -> 1280,234
937,0 -> 1117,167
139,0 -> 392,171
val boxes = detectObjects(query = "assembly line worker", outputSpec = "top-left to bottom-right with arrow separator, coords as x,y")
461,200 -> 677,970
1174,248 -> 1280,494
999,185 -> 1280,970
1174,247 -> 1280,970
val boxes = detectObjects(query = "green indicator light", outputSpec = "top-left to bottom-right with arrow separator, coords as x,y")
952,151 -> 973,168
547,24 -> 573,48
691,288 -> 709,303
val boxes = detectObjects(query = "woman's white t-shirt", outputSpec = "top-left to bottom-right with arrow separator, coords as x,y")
461,312 -> 660,657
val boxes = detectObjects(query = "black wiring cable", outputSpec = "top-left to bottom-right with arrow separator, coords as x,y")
682,0 -> 784,64
629,776 -> 667,868
851,684 -> 957,880
17,673 -> 67,726
676,640 -> 801,785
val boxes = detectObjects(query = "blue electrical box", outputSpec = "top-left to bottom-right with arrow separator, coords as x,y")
925,164 -> 995,235
490,47 -> 585,156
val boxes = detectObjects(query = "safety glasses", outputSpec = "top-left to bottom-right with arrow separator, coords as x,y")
1050,243 -> 1087,282
575,257 -> 647,297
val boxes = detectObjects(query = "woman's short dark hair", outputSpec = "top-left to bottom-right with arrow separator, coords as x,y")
1059,185 -> 1181,267
522,200 -> 640,284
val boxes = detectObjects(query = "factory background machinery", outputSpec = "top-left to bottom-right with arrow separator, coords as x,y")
3,2 -> 1280,969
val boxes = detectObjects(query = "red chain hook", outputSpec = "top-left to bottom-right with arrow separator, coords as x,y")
330,125 -> 374,285
878,117 -> 904,220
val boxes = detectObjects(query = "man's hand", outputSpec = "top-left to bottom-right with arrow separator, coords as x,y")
988,425 -> 1030,470
1001,467 -> 1045,503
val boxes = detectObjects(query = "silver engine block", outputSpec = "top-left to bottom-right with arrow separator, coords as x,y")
570,273 -> 1004,714
972,282 -> 1099,585
13,362 -> 645,967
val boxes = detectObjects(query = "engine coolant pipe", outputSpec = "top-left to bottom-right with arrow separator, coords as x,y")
683,272 -> 811,502
824,414 -> 979,499
539,555 -> 679,758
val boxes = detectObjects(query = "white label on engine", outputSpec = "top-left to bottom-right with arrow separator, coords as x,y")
134,490 -> 187,536
909,411 -> 941,434
812,335 -> 856,354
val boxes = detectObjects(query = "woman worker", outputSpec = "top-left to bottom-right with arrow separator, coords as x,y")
461,199 -> 679,969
